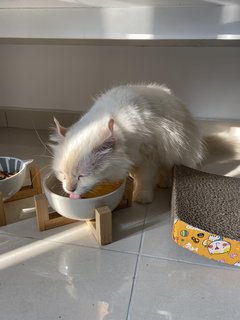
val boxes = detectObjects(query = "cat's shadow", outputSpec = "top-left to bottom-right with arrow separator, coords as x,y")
112,189 -> 171,241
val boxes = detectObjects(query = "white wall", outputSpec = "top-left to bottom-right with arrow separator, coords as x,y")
0,44 -> 240,120
1,5 -> 239,40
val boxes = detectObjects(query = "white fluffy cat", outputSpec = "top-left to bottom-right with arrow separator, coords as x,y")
50,84 -> 204,203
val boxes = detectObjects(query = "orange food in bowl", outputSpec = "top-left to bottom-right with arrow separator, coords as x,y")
49,178 -> 124,199
82,180 -> 123,198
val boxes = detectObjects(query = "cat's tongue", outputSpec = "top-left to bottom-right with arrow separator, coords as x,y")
69,193 -> 81,200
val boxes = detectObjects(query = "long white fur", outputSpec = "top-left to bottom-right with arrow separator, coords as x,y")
50,84 -> 205,203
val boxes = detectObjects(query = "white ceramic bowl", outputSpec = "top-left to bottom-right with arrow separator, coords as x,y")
0,157 -> 33,200
43,172 -> 126,220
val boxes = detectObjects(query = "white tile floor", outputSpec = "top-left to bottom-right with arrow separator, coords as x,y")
1,121 -> 240,320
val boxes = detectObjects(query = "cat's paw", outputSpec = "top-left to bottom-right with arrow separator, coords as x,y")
133,190 -> 154,204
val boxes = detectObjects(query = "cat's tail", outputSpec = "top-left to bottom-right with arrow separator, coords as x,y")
203,133 -> 239,162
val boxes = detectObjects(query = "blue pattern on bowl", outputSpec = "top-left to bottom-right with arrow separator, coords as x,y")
0,157 -> 33,200
0,157 -> 23,173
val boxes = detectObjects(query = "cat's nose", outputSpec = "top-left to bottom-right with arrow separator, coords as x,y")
65,181 -> 77,193
66,184 -> 77,193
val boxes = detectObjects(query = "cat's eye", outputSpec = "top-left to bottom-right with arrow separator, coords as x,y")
78,175 -> 84,180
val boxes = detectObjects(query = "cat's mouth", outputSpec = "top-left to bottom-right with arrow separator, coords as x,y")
69,193 -> 81,199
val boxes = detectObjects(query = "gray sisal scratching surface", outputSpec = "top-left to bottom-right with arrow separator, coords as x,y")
172,165 -> 240,241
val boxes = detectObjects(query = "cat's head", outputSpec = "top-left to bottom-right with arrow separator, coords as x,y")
50,117 -> 130,197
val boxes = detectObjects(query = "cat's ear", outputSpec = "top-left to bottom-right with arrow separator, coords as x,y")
108,118 -> 114,134
50,117 -> 67,144
54,117 -> 67,137
104,118 -> 115,146
103,118 -> 114,141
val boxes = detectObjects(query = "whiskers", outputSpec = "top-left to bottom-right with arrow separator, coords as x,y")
30,164 -> 52,185
33,124 -> 54,157
24,124 -> 55,183
50,181 -> 68,197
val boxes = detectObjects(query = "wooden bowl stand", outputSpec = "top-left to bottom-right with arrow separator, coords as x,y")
0,166 -> 42,226
34,176 -> 134,246
0,166 -> 133,246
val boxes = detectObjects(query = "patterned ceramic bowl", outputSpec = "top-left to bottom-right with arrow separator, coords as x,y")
43,172 -> 126,220
0,157 -> 33,200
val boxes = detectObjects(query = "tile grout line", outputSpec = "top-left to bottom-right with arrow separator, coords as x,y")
0,226 -> 141,257
3,207 -> 240,273
126,204 -> 150,320
3,228 -> 239,272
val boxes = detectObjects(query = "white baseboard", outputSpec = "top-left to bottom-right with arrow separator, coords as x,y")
1,107 -> 240,131
0,108 -> 82,130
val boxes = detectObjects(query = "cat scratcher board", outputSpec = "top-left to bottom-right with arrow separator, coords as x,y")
172,165 -> 240,267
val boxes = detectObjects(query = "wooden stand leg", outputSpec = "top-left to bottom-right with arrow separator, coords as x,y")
34,194 -> 75,231
34,194 -> 50,231
86,206 -> 112,245
117,176 -> 134,209
0,192 -> 6,226
30,166 -> 43,195
0,166 -> 42,226
124,176 -> 134,207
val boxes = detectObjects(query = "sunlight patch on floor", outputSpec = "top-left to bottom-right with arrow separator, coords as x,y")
0,223 -> 86,271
